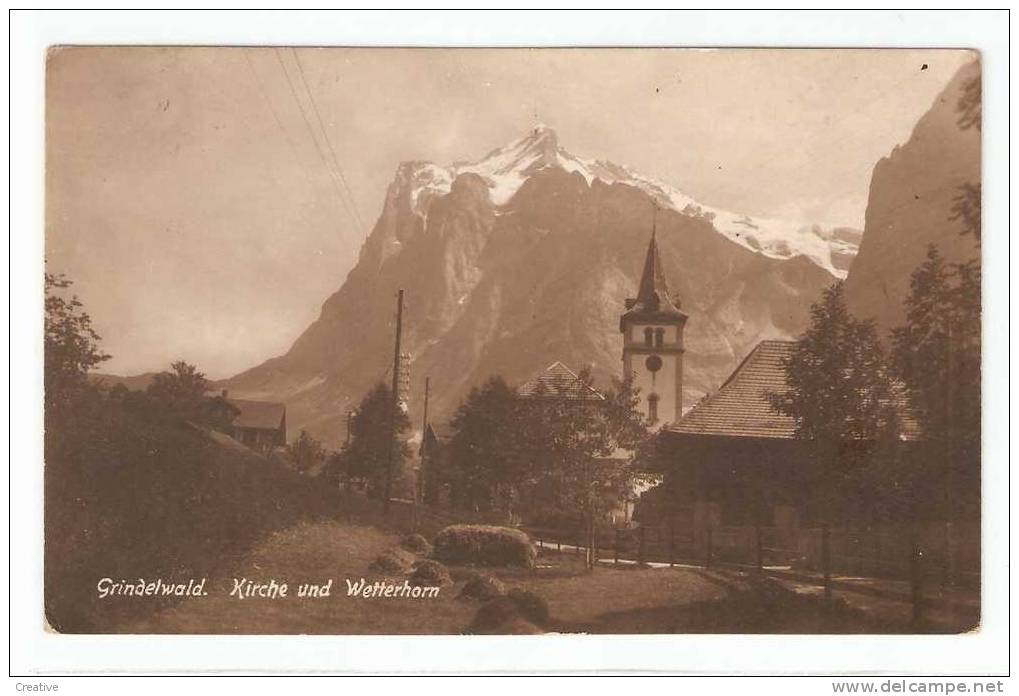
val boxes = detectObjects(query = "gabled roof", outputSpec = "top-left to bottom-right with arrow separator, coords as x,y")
621,228 -> 687,328
425,422 -> 456,442
419,422 -> 455,455
226,398 -> 286,431
665,340 -> 921,441
517,361 -> 605,401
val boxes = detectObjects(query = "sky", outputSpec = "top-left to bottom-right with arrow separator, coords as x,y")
46,47 -> 973,378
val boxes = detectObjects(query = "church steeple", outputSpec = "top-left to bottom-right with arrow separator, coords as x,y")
621,226 -> 686,329
636,227 -> 681,312
620,221 -> 687,428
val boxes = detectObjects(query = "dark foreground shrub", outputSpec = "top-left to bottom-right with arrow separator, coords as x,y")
410,559 -> 453,587
371,547 -> 416,574
45,398 -> 334,633
458,572 -> 507,601
401,533 -> 433,556
507,588 -> 550,626
465,596 -> 544,635
433,524 -> 536,568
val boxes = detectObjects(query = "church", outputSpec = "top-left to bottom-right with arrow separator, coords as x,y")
621,229 -> 921,533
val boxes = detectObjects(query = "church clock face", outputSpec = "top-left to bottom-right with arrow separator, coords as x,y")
645,354 -> 663,373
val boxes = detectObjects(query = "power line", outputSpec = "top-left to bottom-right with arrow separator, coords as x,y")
272,47 -> 361,234
290,47 -> 366,234
242,51 -> 313,188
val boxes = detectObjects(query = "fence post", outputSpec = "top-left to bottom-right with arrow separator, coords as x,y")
637,525 -> 646,566
756,524 -> 764,574
944,521 -> 955,588
669,519 -> 676,568
614,529 -> 620,566
911,535 -> 924,629
821,524 -> 832,603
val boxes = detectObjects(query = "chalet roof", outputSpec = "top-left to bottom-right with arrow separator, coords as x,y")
226,398 -> 286,431
517,361 -> 605,401
665,340 -> 921,441
419,422 -> 455,455
428,423 -> 456,441
621,229 -> 686,327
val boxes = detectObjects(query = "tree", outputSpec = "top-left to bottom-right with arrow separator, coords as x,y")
953,73 -> 981,245
956,73 -> 981,132
950,183 -> 981,246
517,370 -> 650,569
146,361 -> 214,423
44,272 -> 110,413
768,281 -> 897,598
447,377 -> 523,512
339,383 -> 411,498
287,430 -> 326,475
769,282 -> 894,446
891,246 -> 981,521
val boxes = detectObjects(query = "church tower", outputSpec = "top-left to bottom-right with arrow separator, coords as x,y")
620,227 -> 687,427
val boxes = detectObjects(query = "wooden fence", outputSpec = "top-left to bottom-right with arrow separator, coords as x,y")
338,492 -> 978,588
525,520 -> 980,587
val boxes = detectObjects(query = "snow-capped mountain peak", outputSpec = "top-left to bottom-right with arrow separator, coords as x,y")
402,126 -> 858,277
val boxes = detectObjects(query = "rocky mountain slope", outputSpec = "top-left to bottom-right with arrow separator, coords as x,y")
226,127 -> 851,445
844,60 -> 981,334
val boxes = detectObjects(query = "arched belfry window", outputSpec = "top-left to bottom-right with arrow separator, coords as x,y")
654,328 -> 665,347
647,393 -> 660,424
644,327 -> 654,347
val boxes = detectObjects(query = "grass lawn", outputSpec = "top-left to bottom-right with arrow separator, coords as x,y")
114,519 -> 955,634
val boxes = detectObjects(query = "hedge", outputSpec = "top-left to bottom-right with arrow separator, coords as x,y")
433,524 -> 537,569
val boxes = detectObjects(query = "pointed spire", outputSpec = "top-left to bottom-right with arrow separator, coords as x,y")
635,210 -> 678,311
621,209 -> 686,328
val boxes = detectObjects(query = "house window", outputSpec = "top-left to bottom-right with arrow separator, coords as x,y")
644,327 -> 654,346
654,328 -> 665,347
647,393 -> 660,424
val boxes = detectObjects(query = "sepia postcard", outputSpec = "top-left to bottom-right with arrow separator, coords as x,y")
29,30 -> 1001,677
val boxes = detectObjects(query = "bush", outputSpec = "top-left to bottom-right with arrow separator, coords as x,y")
433,524 -> 536,568
371,547 -> 416,574
458,572 -> 507,601
507,588 -> 549,626
400,533 -> 433,556
44,398 -> 335,633
409,559 -> 452,587
465,596 -> 544,635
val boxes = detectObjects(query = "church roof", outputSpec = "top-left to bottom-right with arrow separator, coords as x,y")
517,361 -> 605,401
621,228 -> 686,327
664,340 -> 921,441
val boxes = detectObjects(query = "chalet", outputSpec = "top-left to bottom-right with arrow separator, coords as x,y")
420,422 -> 454,506
518,361 -> 637,524
516,361 -> 605,402
643,339 -> 921,532
220,392 -> 287,454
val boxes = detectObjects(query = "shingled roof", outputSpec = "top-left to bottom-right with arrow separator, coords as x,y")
517,362 -> 605,401
665,340 -> 920,441
226,398 -> 286,431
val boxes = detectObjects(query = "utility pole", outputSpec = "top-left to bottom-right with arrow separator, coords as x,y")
383,289 -> 404,515
419,376 -> 430,506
